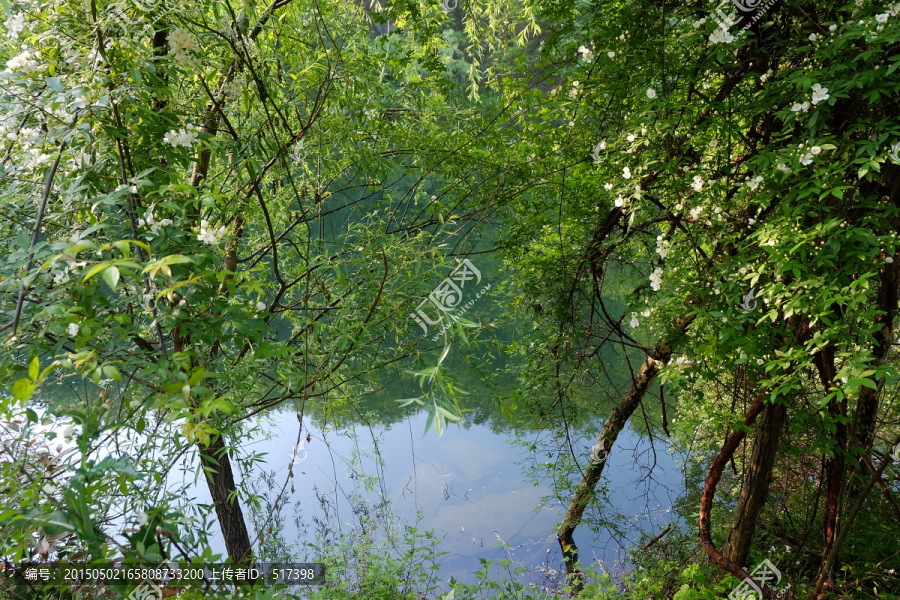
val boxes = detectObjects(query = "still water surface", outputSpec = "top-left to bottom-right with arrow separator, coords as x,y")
181,408 -> 683,589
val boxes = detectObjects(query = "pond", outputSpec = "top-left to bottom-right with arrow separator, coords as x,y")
180,405 -> 684,591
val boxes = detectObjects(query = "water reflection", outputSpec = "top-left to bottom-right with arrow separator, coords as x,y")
198,409 -> 683,589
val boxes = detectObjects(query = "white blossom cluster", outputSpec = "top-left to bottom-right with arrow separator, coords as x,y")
163,126 -> 198,148
578,44 -> 594,62
709,27 -> 736,45
138,210 -> 173,234
5,49 -> 40,73
800,145 -> 822,165
656,236 -> 671,259
649,267 -> 663,291
746,175 -> 764,191
197,219 -> 227,245
3,13 -> 26,39
792,83 -> 829,112
168,27 -> 198,62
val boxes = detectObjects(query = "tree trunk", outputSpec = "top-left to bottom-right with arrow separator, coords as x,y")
698,393 -> 779,600
556,312 -> 694,594
199,435 -> 254,563
722,401 -> 787,568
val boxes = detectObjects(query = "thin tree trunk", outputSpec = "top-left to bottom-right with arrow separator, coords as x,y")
809,347 -> 846,600
556,312 -> 695,594
199,435 -> 254,563
722,401 -> 787,568
698,393 -> 779,600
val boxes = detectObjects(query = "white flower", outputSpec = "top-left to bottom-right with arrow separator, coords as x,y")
810,145 -> 822,155
801,101 -> 811,111
689,206 -> 704,219
168,27 -> 198,61
53,268 -> 70,285
656,237 -> 671,258
746,175 -> 763,191
568,81 -> 580,99
604,183 -> 614,191
693,17 -> 707,28
578,45 -> 594,62
6,49 -> 39,73
690,175 -> 704,192
886,256 -> 894,264
626,133 -> 636,142
649,267 -> 663,291
591,141 -> 606,163
810,83 -> 830,104
808,33 -> 818,41
607,51 -> 616,58
163,128 -> 198,148
748,218 -> 756,225
62,425 -> 74,440
614,196 -> 625,208
130,399 -> 141,409
629,314 -> 639,328
776,162 -> 791,173
829,23 -> 838,31
256,301 -> 266,311
709,28 -> 735,44
800,152 -> 813,165
67,323 -> 79,337
622,166 -> 632,179
4,13 -> 26,38
290,441 -> 309,464
136,510 -> 148,527
646,88 -> 657,99
876,12 -> 889,22
197,219 -> 227,245
791,103 -> 804,112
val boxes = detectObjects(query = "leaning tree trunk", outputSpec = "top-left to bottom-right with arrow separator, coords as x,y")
556,312 -> 695,594
721,401 -> 788,568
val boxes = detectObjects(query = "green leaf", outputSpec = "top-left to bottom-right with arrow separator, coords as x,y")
102,266 -> 120,291
101,365 -> 122,381
82,262 -> 111,283
396,397 -> 423,408
11,378 -> 36,401
94,457 -> 142,479
28,356 -> 39,380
